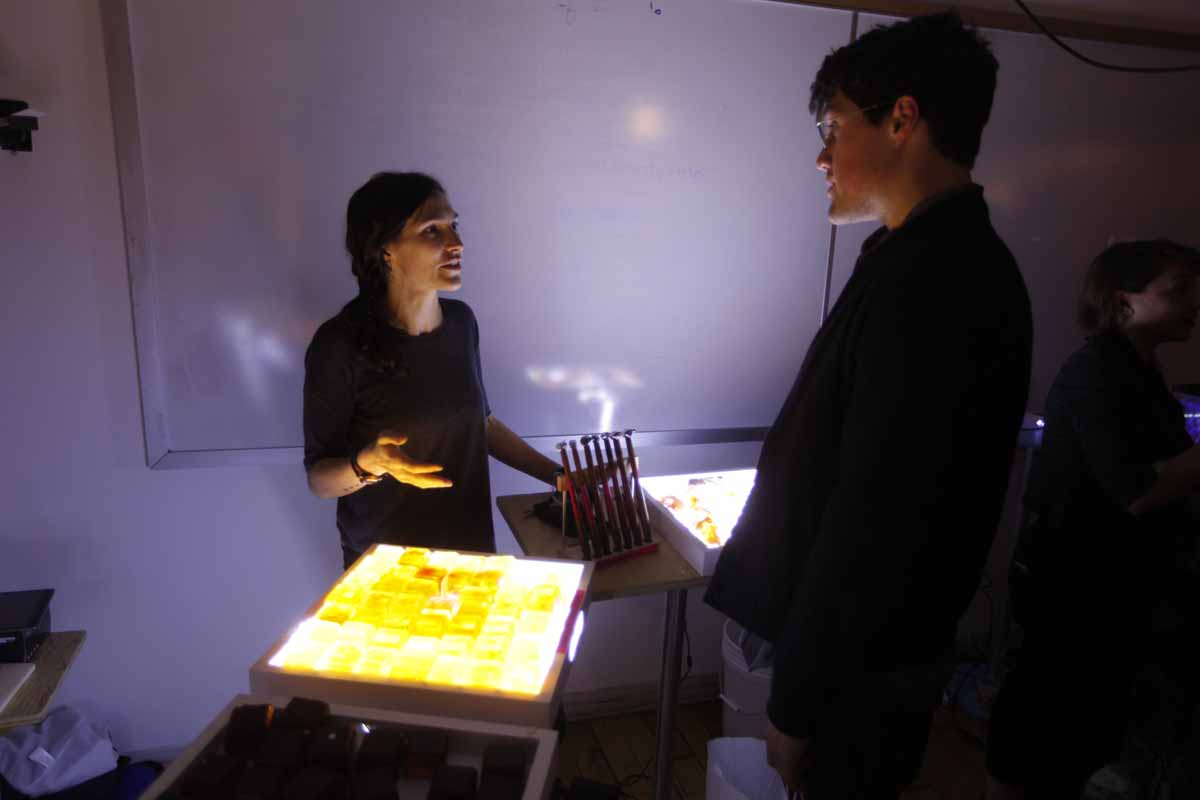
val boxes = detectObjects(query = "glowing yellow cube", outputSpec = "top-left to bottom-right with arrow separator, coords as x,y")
426,550 -> 461,570
422,596 -> 459,619
517,611 -> 552,637
480,617 -> 515,639
470,661 -> 504,689
319,643 -> 363,674
508,634 -> 544,664
490,598 -> 521,620
472,570 -> 504,591
371,626 -> 409,649
416,565 -> 448,583
447,613 -> 485,638
456,556 -> 486,572
297,618 -> 342,644
526,584 -> 561,612
397,548 -> 430,567
327,586 -> 363,605
437,635 -> 473,658
316,602 -> 353,624
501,662 -> 545,694
361,591 -> 392,612
387,593 -> 425,622
372,572 -> 409,594
405,578 -> 441,597
412,615 -> 447,638
352,608 -> 387,626
445,570 -> 475,593
339,621 -> 377,644
457,585 -> 492,606
427,655 -> 474,686
281,643 -> 327,670
472,635 -> 510,662
355,646 -> 397,678
391,654 -> 434,682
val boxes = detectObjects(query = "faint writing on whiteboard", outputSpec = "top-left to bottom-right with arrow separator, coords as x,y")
555,2 -> 576,25
596,159 -> 706,182
553,1 -> 612,25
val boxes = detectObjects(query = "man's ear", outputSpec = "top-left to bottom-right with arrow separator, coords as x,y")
890,96 -> 920,142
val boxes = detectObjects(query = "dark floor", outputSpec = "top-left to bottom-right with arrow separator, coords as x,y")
556,700 -> 991,800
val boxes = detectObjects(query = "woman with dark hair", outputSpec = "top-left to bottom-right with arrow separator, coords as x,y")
303,172 -> 560,569
987,239 -> 1200,799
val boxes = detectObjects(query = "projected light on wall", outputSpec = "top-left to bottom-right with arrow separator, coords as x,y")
220,310 -> 295,409
526,366 -> 643,432
628,104 -> 666,144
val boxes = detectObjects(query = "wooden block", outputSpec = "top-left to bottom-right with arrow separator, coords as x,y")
141,694 -> 559,800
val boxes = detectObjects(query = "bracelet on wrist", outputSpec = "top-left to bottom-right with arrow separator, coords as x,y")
350,451 -> 383,485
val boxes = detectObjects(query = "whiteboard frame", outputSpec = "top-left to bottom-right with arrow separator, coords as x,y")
98,0 -> 815,468
103,0 -> 173,467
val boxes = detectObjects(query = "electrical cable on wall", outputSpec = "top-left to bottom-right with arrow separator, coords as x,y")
1009,0 -> 1200,73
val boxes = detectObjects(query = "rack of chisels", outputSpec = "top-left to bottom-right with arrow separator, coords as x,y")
555,430 -> 659,564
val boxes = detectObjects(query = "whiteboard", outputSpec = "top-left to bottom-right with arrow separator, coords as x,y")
114,1 -> 1200,466
118,0 -> 854,463
831,17 -> 1200,409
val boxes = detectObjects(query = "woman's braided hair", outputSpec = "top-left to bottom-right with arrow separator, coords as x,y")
344,171 -> 446,369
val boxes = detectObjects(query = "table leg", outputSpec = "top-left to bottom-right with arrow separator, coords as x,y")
654,588 -> 687,800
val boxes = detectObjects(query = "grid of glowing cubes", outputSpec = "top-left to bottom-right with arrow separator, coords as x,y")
269,546 -> 584,695
640,469 -> 756,548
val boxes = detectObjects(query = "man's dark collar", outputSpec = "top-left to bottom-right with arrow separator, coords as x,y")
899,183 -> 983,229
858,183 -> 985,255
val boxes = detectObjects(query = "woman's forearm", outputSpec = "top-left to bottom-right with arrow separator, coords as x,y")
486,416 -> 559,485
1129,443 -> 1200,515
307,456 -> 370,499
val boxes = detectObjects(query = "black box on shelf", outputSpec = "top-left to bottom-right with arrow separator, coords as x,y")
0,589 -> 53,663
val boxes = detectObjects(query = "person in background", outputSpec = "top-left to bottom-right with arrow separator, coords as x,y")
303,172 -> 560,569
987,239 -> 1200,799
704,13 -> 1033,798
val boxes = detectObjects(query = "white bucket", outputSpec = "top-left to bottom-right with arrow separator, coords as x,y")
720,619 -> 773,739
706,737 -> 788,800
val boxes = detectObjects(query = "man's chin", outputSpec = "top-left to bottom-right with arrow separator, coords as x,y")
826,201 -> 874,227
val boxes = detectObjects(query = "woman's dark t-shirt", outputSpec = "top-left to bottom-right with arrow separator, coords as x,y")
303,297 -> 495,555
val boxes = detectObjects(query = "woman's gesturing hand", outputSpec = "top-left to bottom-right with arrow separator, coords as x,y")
359,430 -> 453,489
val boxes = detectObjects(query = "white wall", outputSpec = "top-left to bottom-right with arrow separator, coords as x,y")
7,0 -> 1190,755
0,1 -> 749,751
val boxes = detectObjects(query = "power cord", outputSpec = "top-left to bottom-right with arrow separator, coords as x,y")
1009,0 -> 1200,73
680,608 -> 693,685
616,608 -> 694,794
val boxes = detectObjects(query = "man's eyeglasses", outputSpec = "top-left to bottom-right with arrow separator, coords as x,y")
815,103 -> 888,147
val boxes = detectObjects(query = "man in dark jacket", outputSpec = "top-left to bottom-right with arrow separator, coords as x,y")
704,13 -> 1033,798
